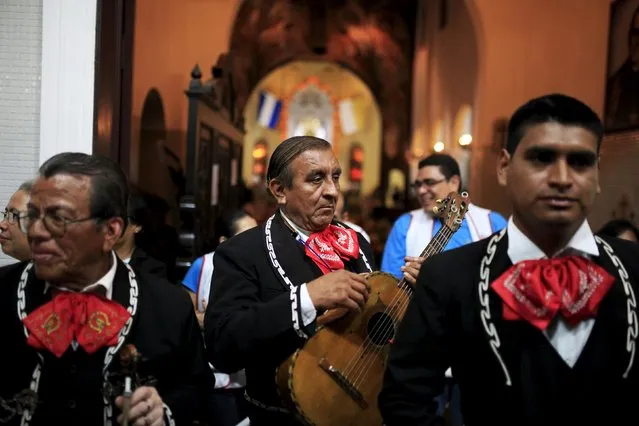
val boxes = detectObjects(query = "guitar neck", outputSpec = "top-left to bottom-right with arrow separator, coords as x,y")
397,223 -> 455,291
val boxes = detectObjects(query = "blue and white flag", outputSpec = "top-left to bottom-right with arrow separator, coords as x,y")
257,91 -> 282,129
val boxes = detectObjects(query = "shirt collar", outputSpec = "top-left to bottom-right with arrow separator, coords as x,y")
280,209 -> 311,242
506,217 -> 599,264
43,251 -> 118,299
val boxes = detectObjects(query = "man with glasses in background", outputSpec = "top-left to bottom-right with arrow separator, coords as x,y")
0,181 -> 33,262
380,153 -> 506,426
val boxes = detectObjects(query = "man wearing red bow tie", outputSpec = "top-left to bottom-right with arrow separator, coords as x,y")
380,93 -> 639,426
0,153 -> 212,426
205,136 -> 375,425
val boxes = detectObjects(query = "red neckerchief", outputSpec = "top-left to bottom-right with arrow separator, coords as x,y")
22,291 -> 131,358
490,255 -> 614,330
304,225 -> 360,274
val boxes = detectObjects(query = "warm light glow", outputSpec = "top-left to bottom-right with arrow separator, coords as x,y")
350,168 -> 362,182
352,148 -> 364,162
252,144 -> 267,159
253,163 -> 265,174
458,133 -> 472,146
433,141 -> 445,152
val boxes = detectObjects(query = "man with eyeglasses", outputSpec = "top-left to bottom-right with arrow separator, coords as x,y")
380,153 -> 506,425
381,153 -> 506,282
0,181 -> 33,262
0,152 -> 212,425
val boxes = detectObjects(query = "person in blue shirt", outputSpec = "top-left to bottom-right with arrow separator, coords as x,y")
380,153 -> 506,426
382,153 -> 507,283
182,209 -> 257,426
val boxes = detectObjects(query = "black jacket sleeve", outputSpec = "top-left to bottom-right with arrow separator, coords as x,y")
378,256 -> 452,426
158,291 -> 214,424
203,238 -> 307,373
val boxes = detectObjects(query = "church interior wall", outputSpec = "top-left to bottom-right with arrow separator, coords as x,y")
129,0 -> 242,197
416,0 -> 612,219
242,60 -> 383,196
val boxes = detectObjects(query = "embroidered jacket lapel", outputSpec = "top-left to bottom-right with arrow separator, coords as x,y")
478,232 -> 639,387
22,263 -> 52,315
573,237 -> 637,378
264,212 -> 324,291
111,259 -> 135,308
104,260 -> 141,372
477,230 -> 526,388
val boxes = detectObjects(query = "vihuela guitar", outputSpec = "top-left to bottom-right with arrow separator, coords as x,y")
276,191 -> 470,425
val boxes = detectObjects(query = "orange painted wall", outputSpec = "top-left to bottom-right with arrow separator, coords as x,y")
415,0 -> 612,216
130,0 -> 242,189
471,0 -> 611,215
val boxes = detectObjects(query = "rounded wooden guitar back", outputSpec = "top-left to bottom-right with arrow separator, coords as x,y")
276,271 -> 408,425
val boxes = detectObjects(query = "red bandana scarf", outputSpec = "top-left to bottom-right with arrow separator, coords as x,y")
22,292 -> 131,358
304,225 -> 360,274
490,255 -> 614,330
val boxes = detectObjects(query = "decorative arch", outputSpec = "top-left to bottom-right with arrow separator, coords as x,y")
138,89 -> 172,200
227,0 -> 417,197
241,60 -> 383,196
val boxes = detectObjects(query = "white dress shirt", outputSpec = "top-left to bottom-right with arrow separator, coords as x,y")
280,211 -> 320,327
506,217 -> 600,367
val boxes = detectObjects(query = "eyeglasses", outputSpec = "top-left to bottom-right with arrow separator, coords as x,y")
1,209 -> 27,225
411,178 -> 446,190
20,209 -> 98,238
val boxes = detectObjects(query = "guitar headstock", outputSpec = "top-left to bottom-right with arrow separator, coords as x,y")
433,191 -> 470,232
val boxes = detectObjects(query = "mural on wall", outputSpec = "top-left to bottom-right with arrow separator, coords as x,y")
605,0 -> 639,132
227,0 -> 416,196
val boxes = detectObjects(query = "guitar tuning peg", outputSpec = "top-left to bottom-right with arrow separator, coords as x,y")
436,198 -> 443,204
433,206 -> 439,214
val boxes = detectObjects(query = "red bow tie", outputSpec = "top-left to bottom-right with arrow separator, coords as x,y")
305,225 -> 360,274
22,292 -> 131,358
490,255 -> 614,330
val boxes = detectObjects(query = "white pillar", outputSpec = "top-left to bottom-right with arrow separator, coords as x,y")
39,0 -> 98,165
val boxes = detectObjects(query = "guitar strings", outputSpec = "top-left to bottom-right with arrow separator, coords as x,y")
340,228 -> 450,380
345,228 -> 452,388
341,226 -> 454,386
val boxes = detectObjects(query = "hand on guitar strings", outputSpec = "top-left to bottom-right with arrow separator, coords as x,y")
401,256 -> 426,285
307,269 -> 370,312
115,386 -> 165,426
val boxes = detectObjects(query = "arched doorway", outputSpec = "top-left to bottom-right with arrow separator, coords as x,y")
227,0 -> 416,201
138,88 -> 167,195
241,60 -> 383,196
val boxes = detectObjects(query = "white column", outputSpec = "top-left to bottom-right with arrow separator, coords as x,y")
39,0 -> 98,165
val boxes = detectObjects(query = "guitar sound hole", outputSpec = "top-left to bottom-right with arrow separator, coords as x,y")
366,312 -> 395,346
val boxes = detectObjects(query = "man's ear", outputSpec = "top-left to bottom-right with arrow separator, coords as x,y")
102,217 -> 125,252
268,179 -> 287,206
496,148 -> 511,188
